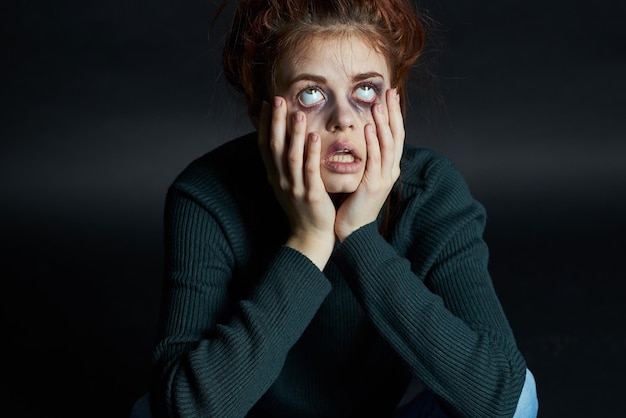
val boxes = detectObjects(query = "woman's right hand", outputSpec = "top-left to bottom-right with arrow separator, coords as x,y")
258,96 -> 336,270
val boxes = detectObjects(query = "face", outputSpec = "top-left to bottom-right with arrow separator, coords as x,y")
275,34 -> 392,194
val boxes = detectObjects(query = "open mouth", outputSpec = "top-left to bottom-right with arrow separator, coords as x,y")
327,149 -> 355,163
323,144 -> 362,174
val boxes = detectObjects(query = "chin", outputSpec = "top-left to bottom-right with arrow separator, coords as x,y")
326,186 -> 357,195
322,174 -> 361,194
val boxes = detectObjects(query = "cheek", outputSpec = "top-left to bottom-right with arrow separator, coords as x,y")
302,113 -> 326,134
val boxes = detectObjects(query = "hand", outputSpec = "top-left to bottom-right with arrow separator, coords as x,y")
334,88 -> 405,241
258,96 -> 336,269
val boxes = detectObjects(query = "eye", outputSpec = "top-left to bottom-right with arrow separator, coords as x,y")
298,87 -> 325,107
354,83 -> 377,103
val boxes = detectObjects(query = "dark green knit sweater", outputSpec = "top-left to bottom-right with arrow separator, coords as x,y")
150,132 -> 527,418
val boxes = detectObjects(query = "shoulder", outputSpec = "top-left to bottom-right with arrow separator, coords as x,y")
171,132 -> 264,192
395,143 -> 486,234
164,132 -> 274,218
399,144 -> 470,198
389,146 -> 487,269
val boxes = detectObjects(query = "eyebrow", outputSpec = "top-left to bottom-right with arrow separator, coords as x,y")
287,72 -> 384,86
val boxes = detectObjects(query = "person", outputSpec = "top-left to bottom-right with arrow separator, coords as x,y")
146,0 -> 539,417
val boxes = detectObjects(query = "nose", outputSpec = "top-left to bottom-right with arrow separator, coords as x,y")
326,99 -> 357,132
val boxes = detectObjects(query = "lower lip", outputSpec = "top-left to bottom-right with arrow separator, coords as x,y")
322,159 -> 363,174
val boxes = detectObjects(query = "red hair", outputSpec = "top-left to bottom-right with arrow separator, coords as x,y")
220,0 -> 426,120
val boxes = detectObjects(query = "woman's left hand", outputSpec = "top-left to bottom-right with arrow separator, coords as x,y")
334,88 -> 405,241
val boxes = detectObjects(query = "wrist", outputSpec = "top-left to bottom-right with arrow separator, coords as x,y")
286,232 -> 334,270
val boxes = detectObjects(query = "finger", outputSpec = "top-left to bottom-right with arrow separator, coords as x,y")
372,101 -> 394,175
304,132 -> 323,190
387,88 -> 405,168
288,111 -> 307,191
364,122 -> 381,175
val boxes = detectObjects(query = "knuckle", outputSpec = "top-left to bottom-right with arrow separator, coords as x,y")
287,152 -> 300,165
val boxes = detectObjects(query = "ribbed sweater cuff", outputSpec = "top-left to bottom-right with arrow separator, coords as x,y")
251,245 -> 332,346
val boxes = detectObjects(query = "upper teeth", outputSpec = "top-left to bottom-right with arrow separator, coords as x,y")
328,152 -> 355,163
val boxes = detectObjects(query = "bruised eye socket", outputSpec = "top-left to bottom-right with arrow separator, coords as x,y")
354,84 -> 377,103
298,87 -> 325,107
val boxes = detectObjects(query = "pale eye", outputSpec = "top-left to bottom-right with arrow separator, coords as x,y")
354,84 -> 377,103
298,87 -> 325,107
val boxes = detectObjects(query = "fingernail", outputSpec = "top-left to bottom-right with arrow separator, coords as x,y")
273,96 -> 282,108
294,112 -> 303,122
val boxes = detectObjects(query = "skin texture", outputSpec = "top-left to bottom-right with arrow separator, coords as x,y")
257,34 -> 405,270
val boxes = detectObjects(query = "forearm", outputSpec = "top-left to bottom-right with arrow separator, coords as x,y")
153,185 -> 333,417
285,232 -> 335,271
334,222 -> 526,417
152,246 -> 331,417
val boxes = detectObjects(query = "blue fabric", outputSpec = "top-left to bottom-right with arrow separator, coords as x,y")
512,368 -> 539,418
393,368 -> 538,418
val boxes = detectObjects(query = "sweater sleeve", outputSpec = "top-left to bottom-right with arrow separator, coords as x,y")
150,182 -> 332,418
332,155 -> 526,418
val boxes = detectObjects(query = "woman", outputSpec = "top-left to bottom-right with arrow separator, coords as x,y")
147,0 -> 539,417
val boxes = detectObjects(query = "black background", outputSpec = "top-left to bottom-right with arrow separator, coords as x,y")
2,1 -> 625,416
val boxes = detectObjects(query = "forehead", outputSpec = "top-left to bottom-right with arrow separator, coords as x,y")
276,34 -> 390,86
